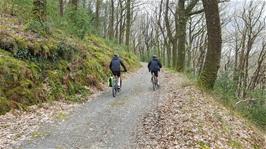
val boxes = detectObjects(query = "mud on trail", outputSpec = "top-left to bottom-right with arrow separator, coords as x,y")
0,65 -> 264,149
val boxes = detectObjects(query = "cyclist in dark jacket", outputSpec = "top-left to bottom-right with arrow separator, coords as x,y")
148,55 -> 162,83
109,54 -> 127,88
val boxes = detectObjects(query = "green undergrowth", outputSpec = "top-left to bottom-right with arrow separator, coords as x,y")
213,73 -> 266,132
0,15 -> 140,115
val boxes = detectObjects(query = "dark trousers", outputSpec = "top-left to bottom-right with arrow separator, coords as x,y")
151,71 -> 159,77
112,71 -> 121,77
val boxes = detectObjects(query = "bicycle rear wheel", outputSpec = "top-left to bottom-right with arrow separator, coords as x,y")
112,86 -> 116,97
152,74 -> 156,91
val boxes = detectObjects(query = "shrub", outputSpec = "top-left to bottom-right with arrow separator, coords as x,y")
0,97 -> 11,115
27,20 -> 50,35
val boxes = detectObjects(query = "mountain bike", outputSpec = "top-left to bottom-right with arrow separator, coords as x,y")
112,75 -> 121,97
112,70 -> 127,97
151,73 -> 159,91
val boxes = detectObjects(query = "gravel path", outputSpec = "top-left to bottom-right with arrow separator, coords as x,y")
20,64 -> 165,149
18,64 -> 265,149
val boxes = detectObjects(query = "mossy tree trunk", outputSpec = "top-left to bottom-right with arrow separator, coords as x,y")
176,0 -> 186,72
199,0 -> 222,89
33,0 -> 47,23
176,20 -> 187,72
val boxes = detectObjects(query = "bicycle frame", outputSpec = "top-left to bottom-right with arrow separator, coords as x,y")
112,75 -> 119,97
151,73 -> 158,91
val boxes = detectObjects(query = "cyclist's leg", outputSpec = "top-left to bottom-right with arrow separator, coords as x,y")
111,71 -> 115,85
111,71 -> 115,76
155,71 -> 159,85
151,71 -> 154,82
112,71 -> 118,84
116,71 -> 121,88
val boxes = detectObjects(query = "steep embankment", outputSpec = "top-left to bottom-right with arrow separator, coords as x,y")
0,14 -> 140,115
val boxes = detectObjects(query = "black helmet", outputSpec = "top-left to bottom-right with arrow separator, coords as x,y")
114,53 -> 119,57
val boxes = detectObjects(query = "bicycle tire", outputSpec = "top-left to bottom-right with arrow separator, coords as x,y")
112,85 -> 116,97
152,74 -> 156,91
112,77 -> 118,97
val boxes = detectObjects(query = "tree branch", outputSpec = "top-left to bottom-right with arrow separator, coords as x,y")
189,9 -> 204,16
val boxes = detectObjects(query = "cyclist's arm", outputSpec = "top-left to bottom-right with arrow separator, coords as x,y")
109,61 -> 112,70
120,60 -> 127,72
148,61 -> 151,70
158,61 -> 162,68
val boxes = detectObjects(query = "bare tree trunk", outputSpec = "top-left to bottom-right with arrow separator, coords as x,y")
199,0 -> 222,89
197,35 -> 207,75
71,0 -> 78,10
248,42 -> 266,90
233,32 -> 240,82
176,0 -> 199,71
164,0 -> 175,68
108,0 -> 115,39
119,0 -> 124,44
115,1 -> 120,40
59,0 -> 64,16
95,0 -> 102,32
125,0 -> 131,47
82,0 -> 86,8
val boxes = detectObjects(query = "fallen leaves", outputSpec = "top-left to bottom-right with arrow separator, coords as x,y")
0,101 -> 78,149
136,72 -> 265,149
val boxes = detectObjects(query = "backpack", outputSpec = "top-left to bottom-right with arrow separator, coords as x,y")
150,60 -> 160,71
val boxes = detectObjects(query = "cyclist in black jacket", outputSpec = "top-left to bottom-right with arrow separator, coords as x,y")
148,55 -> 162,84
109,54 -> 127,88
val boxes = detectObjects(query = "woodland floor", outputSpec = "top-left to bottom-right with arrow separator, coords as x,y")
0,64 -> 265,149
136,69 -> 265,149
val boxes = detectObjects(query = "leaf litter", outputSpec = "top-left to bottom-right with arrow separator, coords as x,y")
136,72 -> 265,149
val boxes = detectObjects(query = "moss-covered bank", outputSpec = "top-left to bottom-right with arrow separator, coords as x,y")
0,15 -> 140,115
